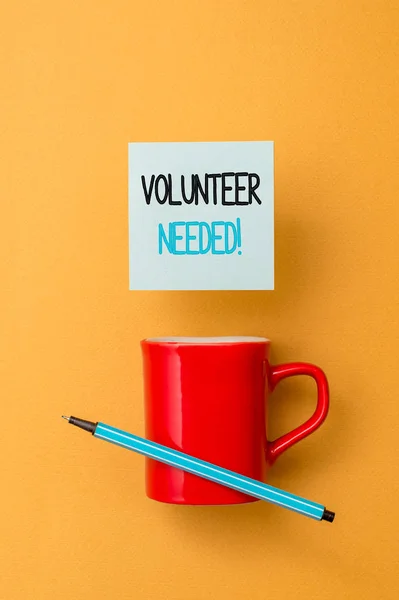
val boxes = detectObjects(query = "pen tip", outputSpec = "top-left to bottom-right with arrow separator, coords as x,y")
62,415 -> 70,421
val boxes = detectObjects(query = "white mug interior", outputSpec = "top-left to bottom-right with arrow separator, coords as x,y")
145,336 -> 269,344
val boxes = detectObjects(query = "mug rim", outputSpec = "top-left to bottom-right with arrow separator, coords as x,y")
143,336 -> 270,344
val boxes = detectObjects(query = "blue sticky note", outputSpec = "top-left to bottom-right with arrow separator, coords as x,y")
128,141 -> 274,290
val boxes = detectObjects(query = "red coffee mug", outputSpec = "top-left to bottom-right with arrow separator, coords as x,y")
141,337 -> 329,505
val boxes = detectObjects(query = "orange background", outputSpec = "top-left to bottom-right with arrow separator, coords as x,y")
1,1 -> 399,599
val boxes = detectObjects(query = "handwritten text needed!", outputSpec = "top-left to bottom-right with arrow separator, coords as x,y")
141,171 -> 262,256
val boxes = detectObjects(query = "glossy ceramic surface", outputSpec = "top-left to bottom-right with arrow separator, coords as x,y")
141,337 -> 329,505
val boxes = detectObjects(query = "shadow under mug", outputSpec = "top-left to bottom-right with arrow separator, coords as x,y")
141,336 -> 329,505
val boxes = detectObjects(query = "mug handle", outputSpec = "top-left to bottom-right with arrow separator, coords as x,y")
267,362 -> 329,464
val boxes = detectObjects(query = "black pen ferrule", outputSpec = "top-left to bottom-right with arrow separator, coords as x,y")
68,416 -> 97,434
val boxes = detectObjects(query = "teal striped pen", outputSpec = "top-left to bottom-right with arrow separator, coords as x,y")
62,416 -> 335,523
